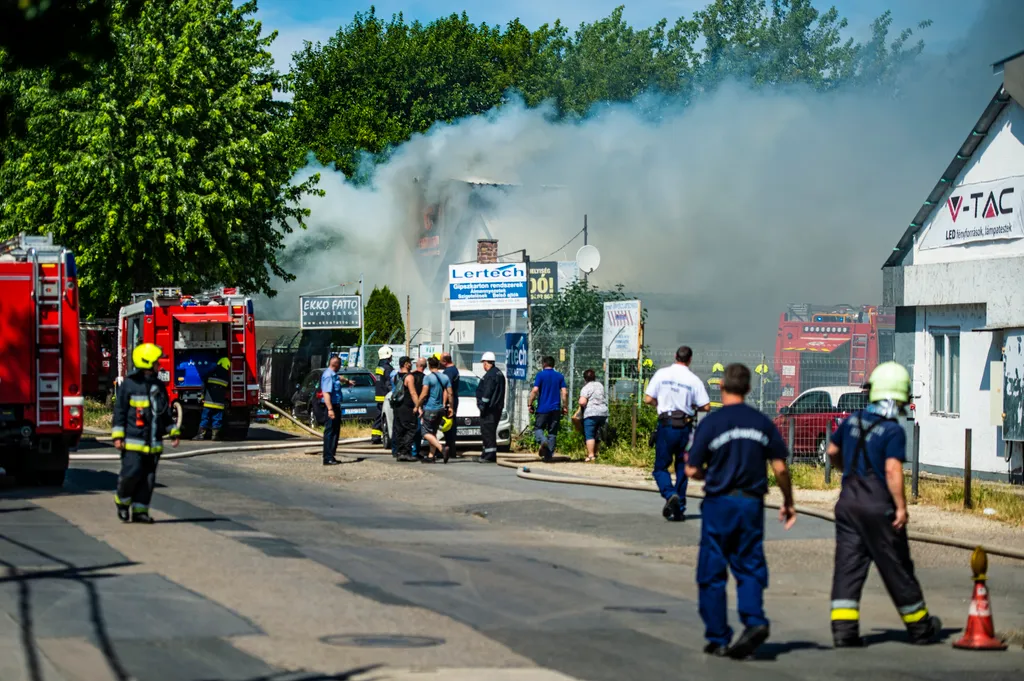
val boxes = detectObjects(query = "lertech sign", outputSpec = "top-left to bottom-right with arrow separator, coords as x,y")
919,176 -> 1024,250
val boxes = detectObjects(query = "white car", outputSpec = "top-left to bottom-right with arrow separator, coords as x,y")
380,372 -> 511,451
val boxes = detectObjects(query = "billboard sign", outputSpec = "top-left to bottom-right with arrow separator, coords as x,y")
505,332 -> 528,381
529,262 -> 558,303
919,176 -> 1024,250
603,300 -> 642,360
300,295 -> 362,329
449,263 -> 528,311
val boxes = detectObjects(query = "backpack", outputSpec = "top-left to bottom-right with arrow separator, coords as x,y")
389,375 -> 407,407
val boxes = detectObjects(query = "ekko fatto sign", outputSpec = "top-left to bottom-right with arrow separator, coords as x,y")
299,295 -> 363,329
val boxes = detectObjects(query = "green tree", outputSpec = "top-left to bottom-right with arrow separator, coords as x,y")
0,0 -> 319,316
363,285 -> 405,345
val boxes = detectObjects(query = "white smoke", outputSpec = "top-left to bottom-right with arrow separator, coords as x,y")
259,0 -> 1024,351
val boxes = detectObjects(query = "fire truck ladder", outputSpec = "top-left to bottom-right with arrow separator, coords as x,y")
229,304 -> 246,403
31,245 -> 67,428
849,333 -> 869,386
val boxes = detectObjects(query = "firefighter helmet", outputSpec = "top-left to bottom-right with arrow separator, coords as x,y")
378,346 -> 393,360
712,362 -> 725,373
132,343 -> 164,370
642,358 -> 654,369
868,362 -> 910,403
217,357 -> 231,371
441,415 -> 453,433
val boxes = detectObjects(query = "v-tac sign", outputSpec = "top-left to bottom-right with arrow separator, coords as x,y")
300,295 -> 362,329
449,263 -> 528,311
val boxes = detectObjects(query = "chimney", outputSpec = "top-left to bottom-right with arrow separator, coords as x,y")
477,239 -> 498,263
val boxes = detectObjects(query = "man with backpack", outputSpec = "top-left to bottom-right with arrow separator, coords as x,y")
417,356 -> 453,463
390,356 -> 419,462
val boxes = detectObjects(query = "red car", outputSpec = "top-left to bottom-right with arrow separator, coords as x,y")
775,386 -> 868,463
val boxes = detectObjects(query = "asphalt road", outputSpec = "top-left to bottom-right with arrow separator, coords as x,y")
1,427 -> 1022,681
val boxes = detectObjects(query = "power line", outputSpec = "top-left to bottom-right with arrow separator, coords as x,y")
537,227 -> 585,261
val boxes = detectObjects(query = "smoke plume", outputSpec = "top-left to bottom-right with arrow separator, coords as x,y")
260,0 -> 1024,352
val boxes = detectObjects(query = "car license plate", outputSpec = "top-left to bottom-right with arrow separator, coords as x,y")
343,408 -> 366,415
158,370 -> 170,382
461,427 -> 481,437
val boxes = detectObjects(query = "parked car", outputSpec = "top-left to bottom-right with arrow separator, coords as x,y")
774,386 -> 868,463
381,372 -> 512,452
291,368 -> 378,427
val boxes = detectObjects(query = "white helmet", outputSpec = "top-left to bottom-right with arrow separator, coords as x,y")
481,351 -> 496,362
378,346 -> 393,360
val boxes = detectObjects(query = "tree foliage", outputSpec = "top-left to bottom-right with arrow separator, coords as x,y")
363,285 -> 405,345
0,0 -> 318,315
290,1 -> 931,175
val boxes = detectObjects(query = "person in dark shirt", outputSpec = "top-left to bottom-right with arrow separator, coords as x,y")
442,353 -> 461,459
685,363 -> 796,660
826,362 -> 941,647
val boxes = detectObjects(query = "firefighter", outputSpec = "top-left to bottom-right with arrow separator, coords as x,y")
826,362 -> 942,647
195,357 -> 230,441
111,343 -> 180,524
475,352 -> 505,464
372,346 -> 395,445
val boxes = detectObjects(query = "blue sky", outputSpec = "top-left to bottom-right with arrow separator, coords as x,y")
255,0 -> 982,70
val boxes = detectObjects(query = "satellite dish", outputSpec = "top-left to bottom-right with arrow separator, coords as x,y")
576,245 -> 601,274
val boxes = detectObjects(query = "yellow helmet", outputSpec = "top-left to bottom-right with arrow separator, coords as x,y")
217,357 -> 231,371
132,343 -> 164,370
440,415 -> 453,432
868,362 -> 910,403
642,358 -> 654,368
712,362 -> 725,373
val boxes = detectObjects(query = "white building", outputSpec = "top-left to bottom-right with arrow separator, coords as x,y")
883,50 -> 1024,482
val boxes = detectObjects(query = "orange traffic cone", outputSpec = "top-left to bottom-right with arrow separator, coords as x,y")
953,548 -> 1007,651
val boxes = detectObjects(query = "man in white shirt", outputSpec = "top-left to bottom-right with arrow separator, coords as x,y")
644,345 -> 711,521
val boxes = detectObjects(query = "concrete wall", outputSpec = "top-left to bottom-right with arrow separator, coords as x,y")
909,304 -> 1009,475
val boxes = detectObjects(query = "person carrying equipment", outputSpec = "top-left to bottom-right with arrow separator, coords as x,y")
111,343 -> 180,523
372,346 -> 395,445
685,363 -> 795,659
195,357 -> 231,441
826,361 -> 941,647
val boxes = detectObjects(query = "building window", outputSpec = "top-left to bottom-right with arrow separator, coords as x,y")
931,330 -> 960,415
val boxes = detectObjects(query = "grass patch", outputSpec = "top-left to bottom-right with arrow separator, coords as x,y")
769,463 -> 841,491
264,414 -> 370,440
911,476 -> 1024,526
84,398 -> 112,430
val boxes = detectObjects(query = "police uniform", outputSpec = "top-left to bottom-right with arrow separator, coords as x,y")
372,351 -> 395,444
476,358 -> 505,463
112,344 -> 180,523
687,401 -> 788,653
197,358 -> 230,440
828,364 -> 940,646
321,365 -> 344,464
645,362 -> 710,520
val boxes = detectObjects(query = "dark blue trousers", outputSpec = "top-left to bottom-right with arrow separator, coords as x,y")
322,413 -> 342,463
697,494 -> 769,647
198,407 -> 224,430
652,424 -> 691,506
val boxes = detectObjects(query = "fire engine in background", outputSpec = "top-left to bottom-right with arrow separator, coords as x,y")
117,287 -> 258,440
0,233 -> 83,486
774,304 -> 895,411
81,319 -> 117,402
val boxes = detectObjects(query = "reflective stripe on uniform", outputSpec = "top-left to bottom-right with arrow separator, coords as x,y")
129,397 -> 150,408
899,601 -> 929,623
168,428 -> 181,437
204,402 -> 225,410
374,396 -> 385,402
111,428 -> 125,439
483,447 -> 498,454
830,601 -> 860,621
131,503 -> 149,512
375,368 -> 384,376
114,494 -> 131,505
370,429 -> 383,436
124,439 -> 163,454
208,378 -> 229,387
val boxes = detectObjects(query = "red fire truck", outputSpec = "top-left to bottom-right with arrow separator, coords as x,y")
81,320 -> 117,401
0,233 -> 83,485
773,304 -> 895,410
117,287 -> 258,439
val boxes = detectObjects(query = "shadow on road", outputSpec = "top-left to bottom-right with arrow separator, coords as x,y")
0,532 -> 140,681
862,627 -> 960,646
753,640 -> 832,660
198,667 -> 383,681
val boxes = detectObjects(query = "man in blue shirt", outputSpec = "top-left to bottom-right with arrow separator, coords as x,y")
685,363 -> 796,659
826,362 -> 941,647
417,356 -> 452,463
320,356 -> 343,466
529,356 -> 567,461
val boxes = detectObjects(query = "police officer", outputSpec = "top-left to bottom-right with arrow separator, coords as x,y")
643,346 -> 711,521
111,343 -> 180,523
195,357 -> 230,441
476,351 -> 505,464
826,362 -> 941,647
372,346 -> 395,445
321,355 -> 344,466
685,363 -> 796,659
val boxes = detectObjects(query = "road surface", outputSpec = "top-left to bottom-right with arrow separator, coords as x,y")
1,427 -> 1022,681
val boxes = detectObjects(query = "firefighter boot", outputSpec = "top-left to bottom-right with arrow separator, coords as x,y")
131,504 -> 154,524
212,428 -> 223,441
115,496 -> 131,523
907,615 -> 942,645
193,429 -> 211,441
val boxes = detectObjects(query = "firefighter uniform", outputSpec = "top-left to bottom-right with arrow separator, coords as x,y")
112,343 -> 179,523
372,347 -> 395,444
828,362 -> 941,647
475,352 -> 505,463
197,357 -> 230,440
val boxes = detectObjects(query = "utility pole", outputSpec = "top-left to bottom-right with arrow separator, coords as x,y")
359,272 -> 365,367
405,295 -> 411,355
583,214 -> 589,285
